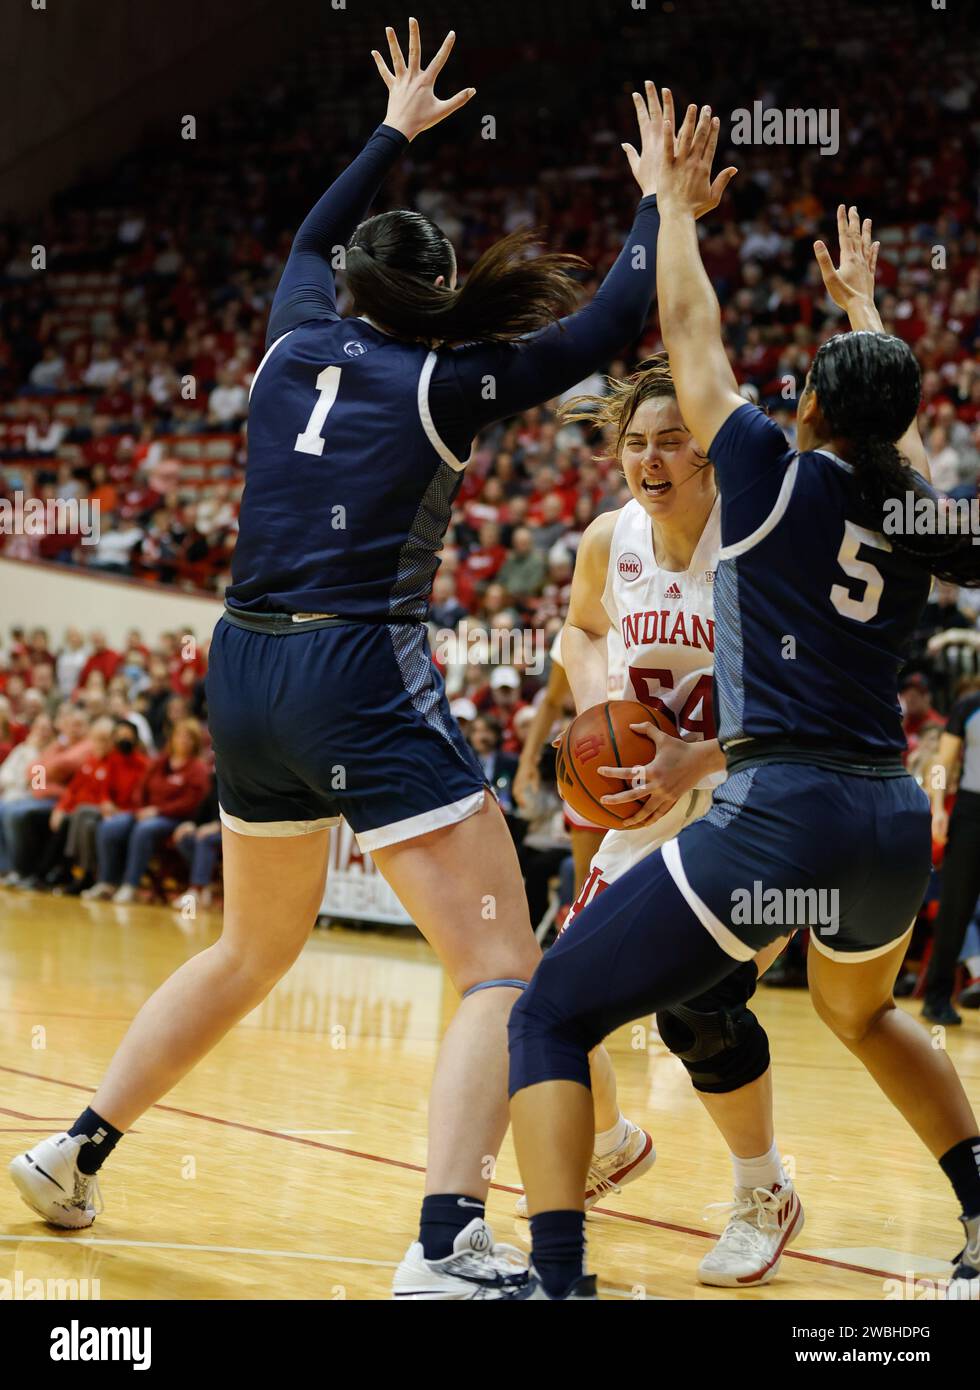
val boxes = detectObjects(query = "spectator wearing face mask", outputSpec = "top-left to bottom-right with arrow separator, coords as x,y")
83,719 -> 209,903
59,720 -> 150,897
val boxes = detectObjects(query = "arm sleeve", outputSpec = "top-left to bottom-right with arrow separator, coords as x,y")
708,402 -> 796,548
429,198 -> 661,448
266,124 -> 409,346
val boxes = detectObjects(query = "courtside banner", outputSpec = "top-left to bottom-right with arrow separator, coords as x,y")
320,820 -> 413,926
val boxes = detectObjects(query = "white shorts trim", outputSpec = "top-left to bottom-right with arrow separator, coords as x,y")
718,458 -> 798,560
661,838 -> 756,962
354,789 -> 485,853
807,922 -> 914,964
219,806 -> 340,837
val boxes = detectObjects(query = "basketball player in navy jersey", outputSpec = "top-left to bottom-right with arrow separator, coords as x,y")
9,25 -> 732,1300
506,99 -> 980,1299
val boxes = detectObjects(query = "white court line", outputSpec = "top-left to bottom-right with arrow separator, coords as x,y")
801,1245 -> 952,1277
0,1234 -> 395,1268
0,1235 -> 660,1295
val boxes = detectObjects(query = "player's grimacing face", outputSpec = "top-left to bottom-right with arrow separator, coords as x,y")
619,396 -> 713,519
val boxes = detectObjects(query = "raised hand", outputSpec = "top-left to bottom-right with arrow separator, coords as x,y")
814,204 -> 880,312
372,18 -> 475,142
621,81 -> 669,199
656,95 -> 737,219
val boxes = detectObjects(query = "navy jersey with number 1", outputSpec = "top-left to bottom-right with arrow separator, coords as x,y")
209,123 -> 662,851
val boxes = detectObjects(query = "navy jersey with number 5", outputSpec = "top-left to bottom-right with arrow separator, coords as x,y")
709,402 -> 931,754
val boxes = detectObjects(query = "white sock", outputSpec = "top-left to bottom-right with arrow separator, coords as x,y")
965,955 -> 980,979
732,1141 -> 786,1193
593,1113 -> 630,1158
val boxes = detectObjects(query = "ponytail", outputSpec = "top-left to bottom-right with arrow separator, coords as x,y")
346,212 -> 585,346
811,333 -> 980,587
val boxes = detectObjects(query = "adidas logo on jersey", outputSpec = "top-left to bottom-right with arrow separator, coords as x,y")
664,582 -> 682,599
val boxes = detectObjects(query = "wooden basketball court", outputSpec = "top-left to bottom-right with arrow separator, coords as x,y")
2,888 -> 977,1300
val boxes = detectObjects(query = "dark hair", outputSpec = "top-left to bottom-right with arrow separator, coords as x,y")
809,332 -> 980,586
345,211 -> 584,346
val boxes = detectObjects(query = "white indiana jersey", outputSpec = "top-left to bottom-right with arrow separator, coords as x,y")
601,494 -> 721,781
564,495 -> 723,928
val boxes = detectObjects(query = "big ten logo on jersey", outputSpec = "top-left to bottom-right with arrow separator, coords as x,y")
617,551 -> 643,582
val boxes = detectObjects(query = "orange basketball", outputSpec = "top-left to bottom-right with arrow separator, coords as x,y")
556,699 -> 677,830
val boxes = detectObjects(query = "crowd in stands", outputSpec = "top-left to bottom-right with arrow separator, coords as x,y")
0,625 -> 217,907
0,5 -> 977,605
0,4 -> 978,982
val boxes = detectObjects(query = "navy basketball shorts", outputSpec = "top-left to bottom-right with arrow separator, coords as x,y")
206,616 -> 487,851
508,761 -> 932,1095
664,761 -> 933,963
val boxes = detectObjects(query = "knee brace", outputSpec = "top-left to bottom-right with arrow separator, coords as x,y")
655,1000 -> 770,1094
463,978 -> 528,999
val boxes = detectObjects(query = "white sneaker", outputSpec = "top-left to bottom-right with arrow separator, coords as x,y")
9,1132 -> 103,1229
392,1217 -> 529,1299
698,1182 -> 804,1287
112,885 -> 137,904
514,1119 -> 656,1217
946,1213 -> 980,1300
81,882 -> 115,901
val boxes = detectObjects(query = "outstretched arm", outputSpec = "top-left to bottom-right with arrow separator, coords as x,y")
266,126 -> 408,343
814,204 -> 931,482
655,97 -> 741,453
267,20 -> 475,345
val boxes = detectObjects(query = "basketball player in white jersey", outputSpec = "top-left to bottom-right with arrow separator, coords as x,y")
527,357 -> 805,1287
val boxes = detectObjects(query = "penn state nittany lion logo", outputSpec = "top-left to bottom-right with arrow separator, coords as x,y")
344,340 -> 367,358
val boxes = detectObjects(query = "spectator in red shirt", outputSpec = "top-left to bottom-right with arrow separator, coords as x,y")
57,718 -> 151,895
85,719 -> 209,903
75,632 -> 121,692
0,698 -> 24,762
30,716 -> 117,889
482,667 -> 529,755
900,673 -> 946,764
456,521 -> 508,610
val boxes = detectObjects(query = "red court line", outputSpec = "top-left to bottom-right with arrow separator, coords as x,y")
0,1062 -> 919,1283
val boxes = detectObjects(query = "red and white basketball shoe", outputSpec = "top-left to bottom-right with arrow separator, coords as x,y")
514,1119 -> 656,1217
698,1181 -> 804,1286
